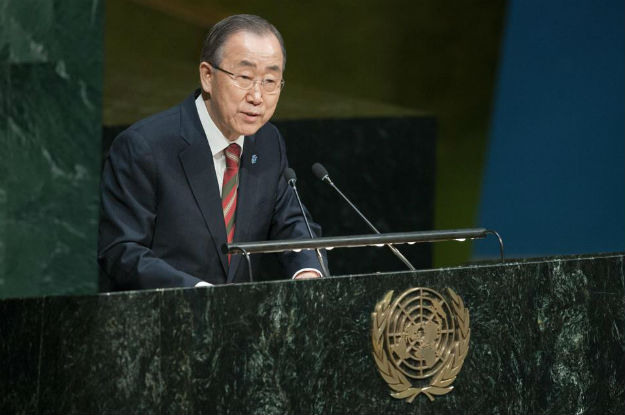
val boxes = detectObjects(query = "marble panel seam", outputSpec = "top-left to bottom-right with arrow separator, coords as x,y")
158,289 -> 164,415
35,297 -> 45,414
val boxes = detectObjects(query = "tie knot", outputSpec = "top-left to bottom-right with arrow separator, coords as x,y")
225,143 -> 241,169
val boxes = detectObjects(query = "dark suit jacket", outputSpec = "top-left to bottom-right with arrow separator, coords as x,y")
98,90 -> 322,290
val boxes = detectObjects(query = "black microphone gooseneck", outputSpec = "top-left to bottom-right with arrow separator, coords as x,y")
283,168 -> 330,277
311,162 -> 417,271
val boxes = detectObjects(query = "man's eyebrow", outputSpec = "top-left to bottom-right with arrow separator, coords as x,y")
237,60 -> 256,68
235,60 -> 281,73
265,64 -> 281,72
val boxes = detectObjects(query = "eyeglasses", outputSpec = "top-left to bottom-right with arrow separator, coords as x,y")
210,63 -> 285,94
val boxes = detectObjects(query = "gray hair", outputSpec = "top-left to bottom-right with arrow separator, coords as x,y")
200,14 -> 286,70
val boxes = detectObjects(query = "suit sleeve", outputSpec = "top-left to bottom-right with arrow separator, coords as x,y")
268,127 -> 327,277
98,130 -> 202,290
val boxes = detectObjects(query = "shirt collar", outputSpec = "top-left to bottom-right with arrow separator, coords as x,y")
195,94 -> 245,156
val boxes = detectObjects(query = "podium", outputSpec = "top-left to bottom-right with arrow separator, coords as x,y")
1,253 -> 623,414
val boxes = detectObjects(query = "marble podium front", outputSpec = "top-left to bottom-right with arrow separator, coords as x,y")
1,253 -> 623,414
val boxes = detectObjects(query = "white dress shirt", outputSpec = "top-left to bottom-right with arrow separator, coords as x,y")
193,95 -> 320,287
195,95 -> 245,195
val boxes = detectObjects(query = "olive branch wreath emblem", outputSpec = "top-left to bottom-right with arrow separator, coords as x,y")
371,288 -> 470,402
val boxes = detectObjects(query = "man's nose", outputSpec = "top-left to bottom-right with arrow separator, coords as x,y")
247,81 -> 263,104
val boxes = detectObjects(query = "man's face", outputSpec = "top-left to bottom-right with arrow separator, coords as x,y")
200,31 -> 284,141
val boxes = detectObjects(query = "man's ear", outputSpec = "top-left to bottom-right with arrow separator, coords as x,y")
199,62 -> 213,94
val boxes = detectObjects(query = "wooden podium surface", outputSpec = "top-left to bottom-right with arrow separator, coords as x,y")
1,253 -> 623,414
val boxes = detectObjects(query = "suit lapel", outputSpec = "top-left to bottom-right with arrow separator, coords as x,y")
178,93 -> 228,277
227,134 -> 259,283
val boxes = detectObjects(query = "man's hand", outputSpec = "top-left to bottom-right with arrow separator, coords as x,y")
293,270 -> 322,280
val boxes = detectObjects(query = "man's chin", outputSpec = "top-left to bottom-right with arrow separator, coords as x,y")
236,122 -> 266,137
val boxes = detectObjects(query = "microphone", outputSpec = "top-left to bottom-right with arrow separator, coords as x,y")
284,167 -> 297,186
311,162 -> 417,271
283,168 -> 330,277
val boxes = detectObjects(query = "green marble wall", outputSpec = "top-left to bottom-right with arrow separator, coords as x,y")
1,253 -> 623,413
0,0 -> 103,298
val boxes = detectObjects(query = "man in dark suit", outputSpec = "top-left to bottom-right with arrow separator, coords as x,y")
98,15 -> 324,290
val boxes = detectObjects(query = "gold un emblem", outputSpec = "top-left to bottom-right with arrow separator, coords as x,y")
371,287 -> 470,402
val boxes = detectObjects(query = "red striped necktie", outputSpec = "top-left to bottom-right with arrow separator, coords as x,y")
222,143 -> 241,263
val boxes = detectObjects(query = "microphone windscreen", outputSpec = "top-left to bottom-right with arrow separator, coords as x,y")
283,167 -> 297,182
312,162 -> 329,180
